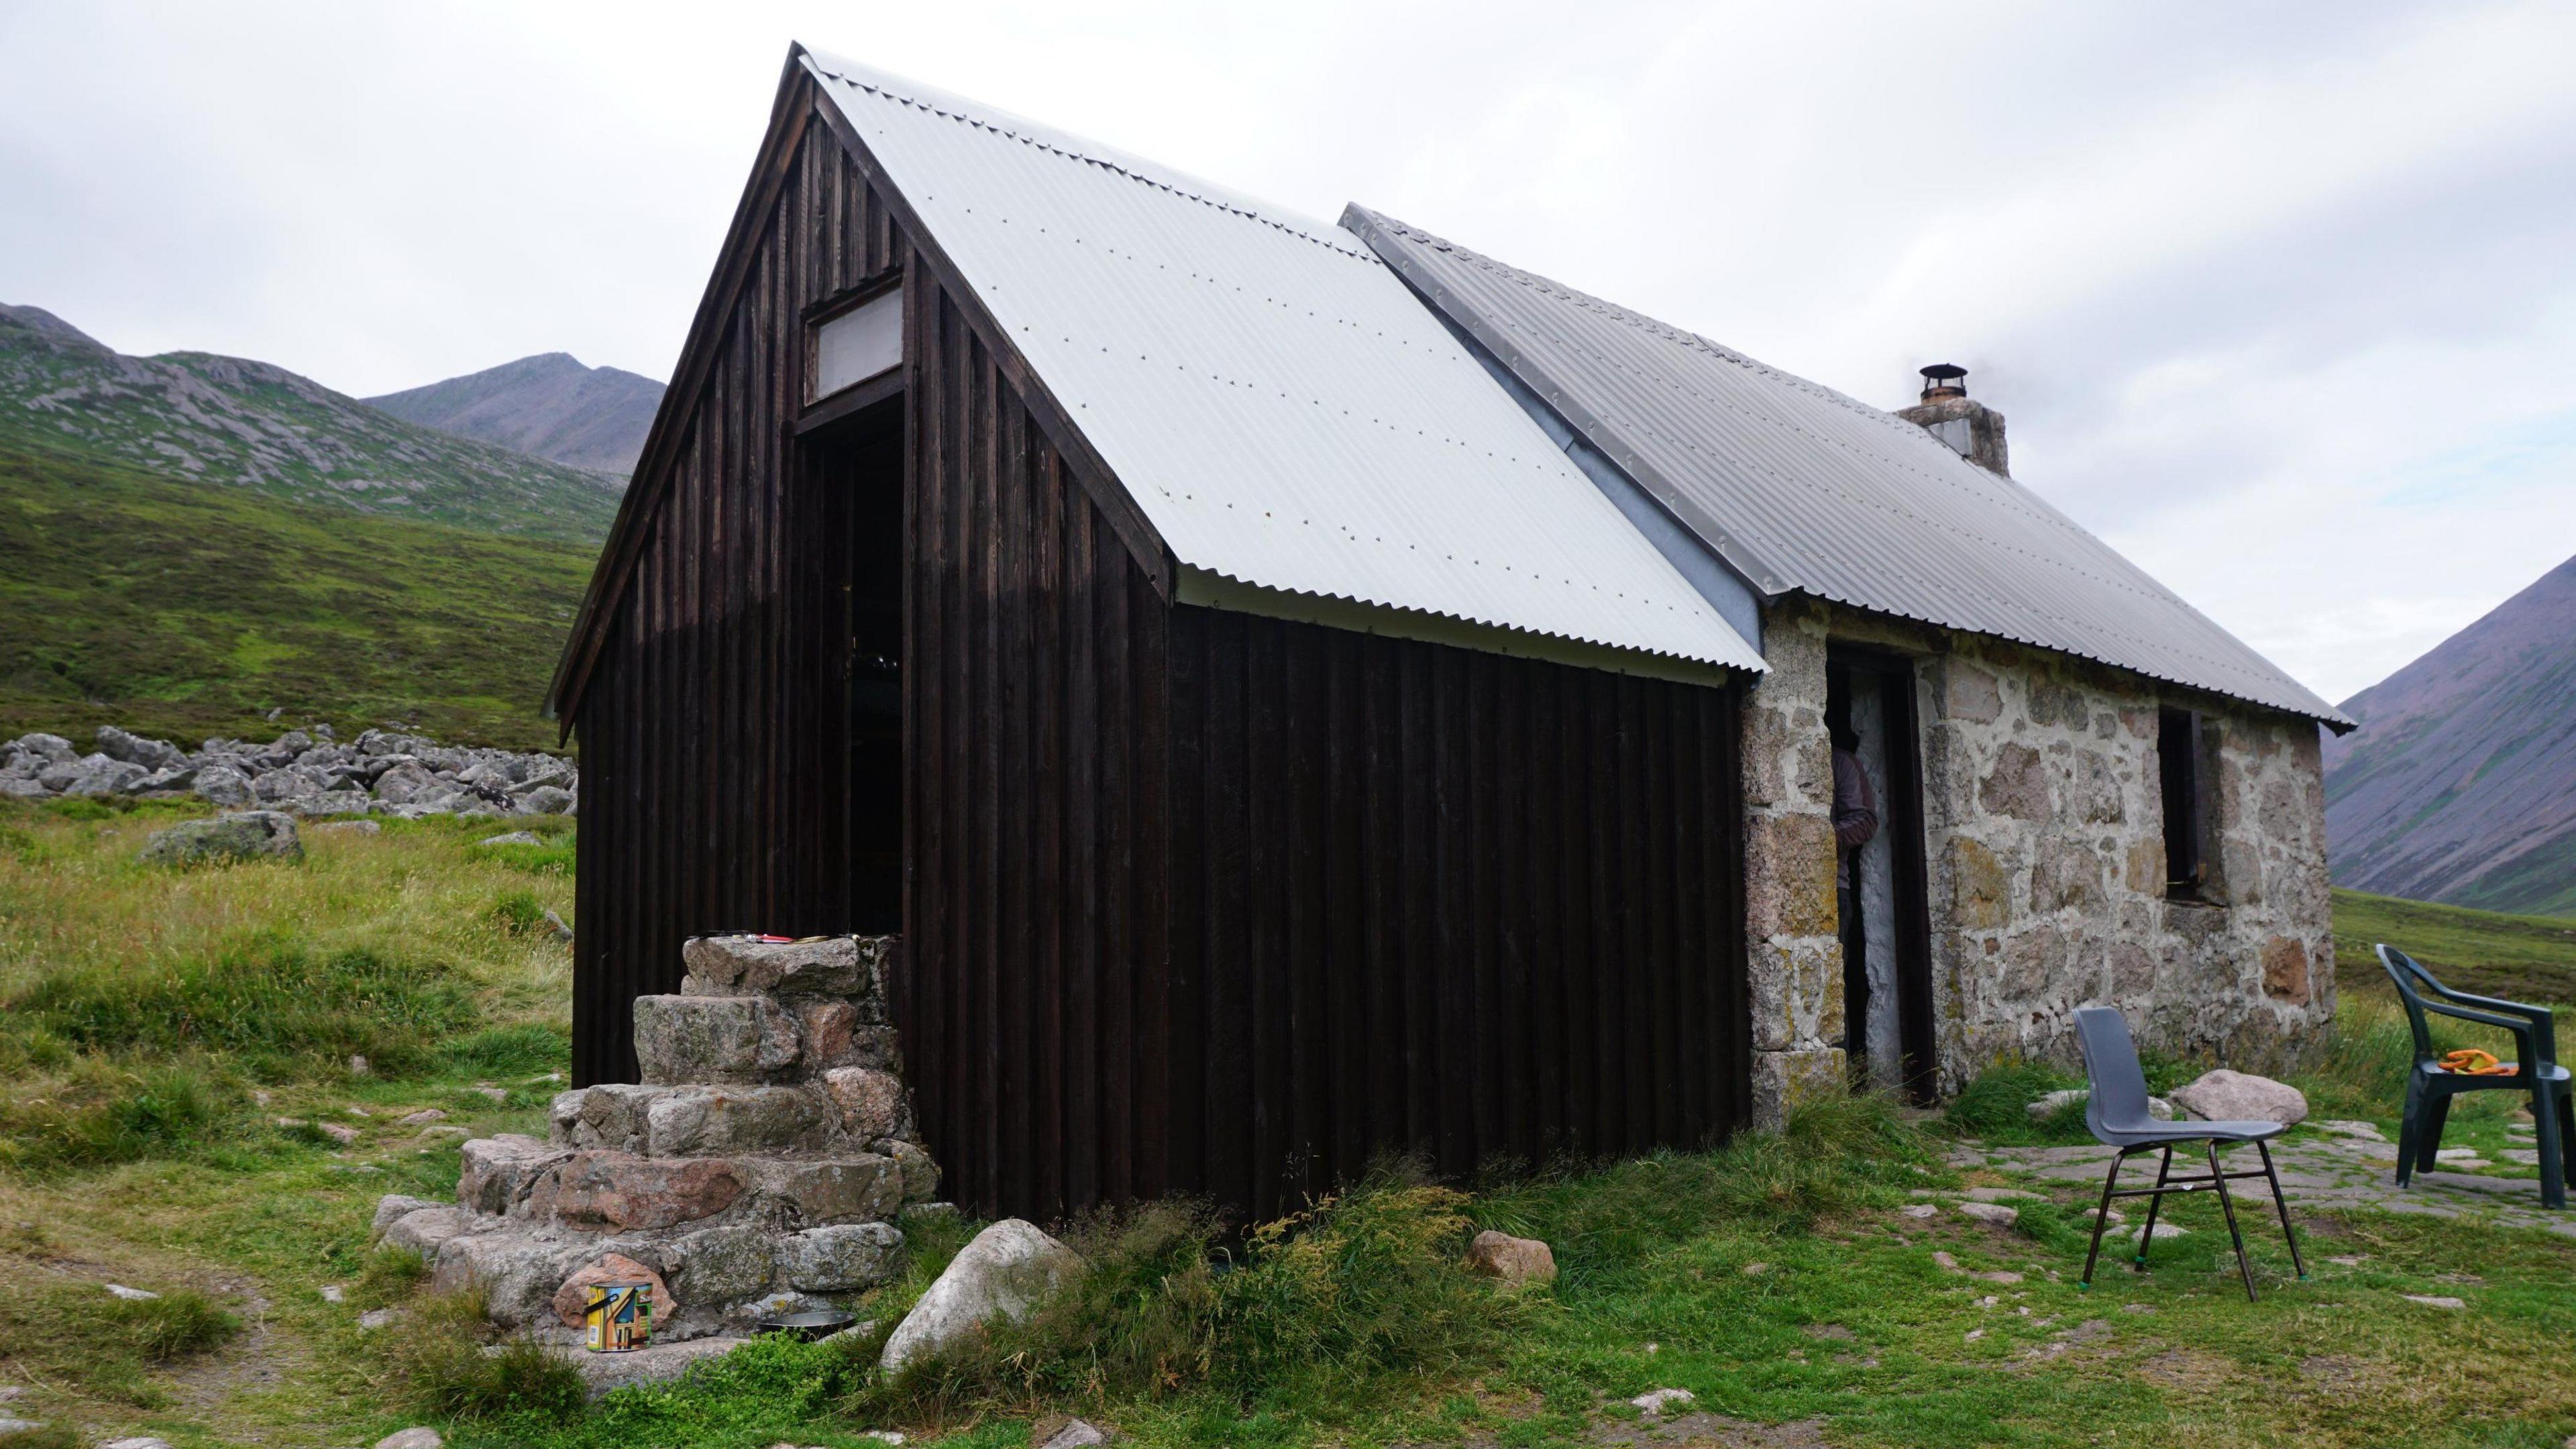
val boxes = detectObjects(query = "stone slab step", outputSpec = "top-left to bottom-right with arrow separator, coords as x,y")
409,1205 -> 904,1332
681,933 -> 892,1005
549,1084 -> 835,1156
635,994 -> 902,1085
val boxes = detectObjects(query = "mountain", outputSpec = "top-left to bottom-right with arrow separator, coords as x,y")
0,443 -> 590,751
367,352 -> 663,476
2324,555 -> 2576,915
0,306 -> 622,544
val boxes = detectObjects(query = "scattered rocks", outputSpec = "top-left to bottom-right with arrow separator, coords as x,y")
317,1122 -> 360,1146
2404,1295 -> 2467,1309
881,1218 -> 1083,1373
102,1438 -> 174,1449
1629,1388 -> 1696,1415
1034,1418 -> 1112,1449
320,1283 -> 346,1303
2021,1087 -> 2182,1121
470,1086 -> 509,1104
2169,1070 -> 2308,1126
480,830 -> 545,847
1956,1202 -> 2019,1226
136,810 -> 302,866
1900,1203 -> 1938,1218
1464,1230 -> 1558,1286
0,726 -> 577,819
2130,1223 -> 2188,1244
104,1283 -> 159,1301
315,818 -> 383,835
0,1417 -> 42,1437
2313,1120 -> 2385,1141
400,1109 -> 448,1126
376,1429 -> 444,1449
358,1307 -> 405,1330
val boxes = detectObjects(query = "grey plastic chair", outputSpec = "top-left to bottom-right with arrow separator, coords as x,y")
2072,1006 -> 2306,1300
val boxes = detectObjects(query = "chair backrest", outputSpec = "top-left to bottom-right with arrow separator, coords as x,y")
2074,1007 -> 2154,1138
2376,944 -> 2440,1063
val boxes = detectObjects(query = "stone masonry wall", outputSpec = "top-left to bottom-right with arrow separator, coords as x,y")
1740,598 -> 1845,1127
1741,598 -> 2335,1121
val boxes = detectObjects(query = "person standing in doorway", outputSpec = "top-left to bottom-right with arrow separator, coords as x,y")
1829,703 -> 1879,1067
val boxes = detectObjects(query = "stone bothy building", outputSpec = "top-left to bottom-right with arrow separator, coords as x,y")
549,46 -> 2351,1220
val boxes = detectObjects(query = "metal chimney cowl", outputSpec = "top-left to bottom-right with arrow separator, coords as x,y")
1895,363 -> 2009,476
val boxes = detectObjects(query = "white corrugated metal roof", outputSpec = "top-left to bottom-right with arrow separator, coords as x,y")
798,49 -> 1763,674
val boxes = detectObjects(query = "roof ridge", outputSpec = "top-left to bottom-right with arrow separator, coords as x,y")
802,49 -> 1374,262
1356,209 -> 1982,447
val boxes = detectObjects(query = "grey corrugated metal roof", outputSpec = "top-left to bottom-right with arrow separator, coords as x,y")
798,51 -> 1763,674
1346,207 -> 2349,728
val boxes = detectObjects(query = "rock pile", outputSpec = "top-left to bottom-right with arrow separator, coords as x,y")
0,724 -> 576,818
374,934 -> 937,1340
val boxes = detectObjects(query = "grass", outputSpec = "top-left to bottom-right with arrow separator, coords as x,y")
3,808 -> 2574,1445
0,443 -> 597,750
2333,886 -> 2576,1006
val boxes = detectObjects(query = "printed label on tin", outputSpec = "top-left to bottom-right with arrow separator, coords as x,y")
584,1280 -> 653,1352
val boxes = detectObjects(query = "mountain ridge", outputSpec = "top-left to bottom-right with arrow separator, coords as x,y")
366,351 -> 663,475
2324,554 -> 2576,915
0,305 -> 623,545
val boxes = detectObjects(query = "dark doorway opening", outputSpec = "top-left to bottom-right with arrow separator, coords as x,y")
1825,649 -> 1937,1104
800,404 -> 905,936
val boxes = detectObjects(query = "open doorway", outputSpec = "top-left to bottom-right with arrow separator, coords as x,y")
799,406 -> 904,936
1825,649 -> 1936,1103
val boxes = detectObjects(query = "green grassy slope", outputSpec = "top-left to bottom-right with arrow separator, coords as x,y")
2332,885 -> 2576,1005
0,445 -> 593,751
0,310 -> 623,544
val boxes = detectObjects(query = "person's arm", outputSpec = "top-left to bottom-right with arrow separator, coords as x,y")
1833,750 -> 1880,849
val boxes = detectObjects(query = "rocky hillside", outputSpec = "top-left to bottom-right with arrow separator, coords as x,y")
0,305 -> 623,543
2325,554 -> 2576,915
367,352 -> 663,476
0,443 -> 590,751
3,723 -> 575,819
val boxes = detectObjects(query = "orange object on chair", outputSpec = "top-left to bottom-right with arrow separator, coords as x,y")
2438,1049 -> 2514,1076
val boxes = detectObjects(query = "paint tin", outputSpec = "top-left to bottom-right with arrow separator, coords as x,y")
584,1280 -> 653,1352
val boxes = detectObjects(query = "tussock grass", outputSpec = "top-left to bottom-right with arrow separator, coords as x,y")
0,1267 -> 239,1406
0,799 -> 570,1167
859,1177 -> 1515,1424
372,1287 -> 588,1422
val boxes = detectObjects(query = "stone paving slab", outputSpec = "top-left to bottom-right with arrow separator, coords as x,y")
1978,1135 -> 2576,1236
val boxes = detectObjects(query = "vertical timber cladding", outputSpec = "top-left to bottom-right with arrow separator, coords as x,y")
1165,608 -> 1753,1223
569,83 -> 905,1085
899,276 -> 1174,1222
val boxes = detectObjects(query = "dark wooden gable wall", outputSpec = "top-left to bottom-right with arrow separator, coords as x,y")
570,80 -> 912,1085
570,64 -> 1754,1218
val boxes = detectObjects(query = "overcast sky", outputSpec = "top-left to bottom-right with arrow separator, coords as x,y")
5,1 -> 2572,704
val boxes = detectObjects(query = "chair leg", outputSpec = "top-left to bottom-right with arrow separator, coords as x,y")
2417,1095 -> 2454,1176
2080,1149 -> 2127,1290
2396,1073 -> 2422,1189
2257,1139 -> 2307,1280
2536,1080 -> 2568,1212
2135,1146 -> 2174,1265
2207,1139 -> 2257,1302
2557,1087 -> 2576,1190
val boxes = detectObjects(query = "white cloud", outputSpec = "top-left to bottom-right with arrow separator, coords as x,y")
3,0 -> 2569,702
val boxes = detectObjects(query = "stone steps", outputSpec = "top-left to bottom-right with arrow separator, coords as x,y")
384,932 -> 939,1336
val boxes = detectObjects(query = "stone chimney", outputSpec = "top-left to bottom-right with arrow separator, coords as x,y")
1895,364 -> 2008,476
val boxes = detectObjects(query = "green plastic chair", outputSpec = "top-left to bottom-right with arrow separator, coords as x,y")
2378,943 -> 2570,1210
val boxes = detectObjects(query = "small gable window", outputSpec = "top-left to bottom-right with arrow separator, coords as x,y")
2158,706 -> 2215,902
812,290 -> 902,400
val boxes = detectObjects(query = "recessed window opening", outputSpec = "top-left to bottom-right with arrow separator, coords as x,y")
2158,706 -> 2214,903
812,289 -> 902,400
